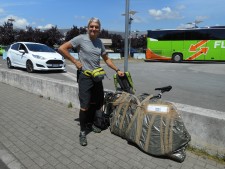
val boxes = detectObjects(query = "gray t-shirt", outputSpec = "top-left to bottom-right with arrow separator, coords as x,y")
70,34 -> 106,71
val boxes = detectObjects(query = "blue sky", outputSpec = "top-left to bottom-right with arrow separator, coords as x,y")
0,0 -> 224,32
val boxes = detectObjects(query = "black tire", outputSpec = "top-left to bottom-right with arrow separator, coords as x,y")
7,58 -> 13,69
172,53 -> 182,63
26,60 -> 34,73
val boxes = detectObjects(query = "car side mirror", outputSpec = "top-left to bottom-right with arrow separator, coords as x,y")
19,49 -> 25,53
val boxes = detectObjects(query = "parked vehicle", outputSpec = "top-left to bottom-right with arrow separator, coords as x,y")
117,48 -> 138,57
145,27 -> 225,62
0,46 -> 6,56
6,42 -> 66,73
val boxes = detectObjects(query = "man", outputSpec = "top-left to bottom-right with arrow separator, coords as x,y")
58,17 -> 124,146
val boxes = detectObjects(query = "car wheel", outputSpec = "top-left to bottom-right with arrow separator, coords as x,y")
26,60 -> 34,73
7,58 -> 13,69
172,53 -> 182,63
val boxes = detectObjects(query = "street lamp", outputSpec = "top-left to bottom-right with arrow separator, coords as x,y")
7,18 -> 15,28
186,20 -> 203,28
122,2 -> 137,72
128,11 -> 137,57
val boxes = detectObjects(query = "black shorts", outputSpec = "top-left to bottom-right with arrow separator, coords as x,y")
78,73 -> 104,110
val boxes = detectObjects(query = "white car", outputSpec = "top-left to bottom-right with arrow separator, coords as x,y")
6,42 -> 66,73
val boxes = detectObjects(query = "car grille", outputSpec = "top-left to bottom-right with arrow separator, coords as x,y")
46,60 -> 63,64
46,60 -> 64,68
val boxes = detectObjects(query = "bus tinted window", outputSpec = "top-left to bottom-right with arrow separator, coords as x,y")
208,29 -> 225,40
184,29 -> 210,40
148,28 -> 225,41
148,30 -> 184,40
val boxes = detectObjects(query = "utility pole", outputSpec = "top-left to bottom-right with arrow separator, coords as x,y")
124,0 -> 130,72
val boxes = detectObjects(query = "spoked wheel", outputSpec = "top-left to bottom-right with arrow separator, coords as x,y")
7,58 -> 13,69
26,60 -> 34,73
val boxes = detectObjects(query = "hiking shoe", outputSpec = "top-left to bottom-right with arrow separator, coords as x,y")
92,124 -> 102,133
79,131 -> 87,146
86,123 -> 93,131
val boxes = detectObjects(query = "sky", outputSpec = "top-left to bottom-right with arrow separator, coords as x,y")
0,0 -> 224,33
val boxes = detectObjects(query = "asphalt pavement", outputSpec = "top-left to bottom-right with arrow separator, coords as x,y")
0,81 -> 225,169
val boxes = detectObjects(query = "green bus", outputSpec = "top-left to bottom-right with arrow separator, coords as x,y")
145,27 -> 225,62
0,45 -> 6,56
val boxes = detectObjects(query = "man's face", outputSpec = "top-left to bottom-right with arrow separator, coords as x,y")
88,21 -> 100,39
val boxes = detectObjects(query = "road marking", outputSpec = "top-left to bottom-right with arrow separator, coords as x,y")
174,102 -> 225,120
67,65 -> 76,69
61,71 -> 76,81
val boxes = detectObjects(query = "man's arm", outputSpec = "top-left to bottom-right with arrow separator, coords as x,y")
58,42 -> 82,69
102,54 -> 124,76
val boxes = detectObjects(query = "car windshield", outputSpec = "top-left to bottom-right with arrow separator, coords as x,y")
26,44 -> 56,52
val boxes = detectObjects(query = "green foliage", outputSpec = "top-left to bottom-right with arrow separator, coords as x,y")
0,23 -> 146,51
65,26 -> 82,42
68,102 -> 73,108
0,22 -> 15,45
187,145 -> 225,164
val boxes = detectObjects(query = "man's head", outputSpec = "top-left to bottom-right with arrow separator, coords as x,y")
87,17 -> 101,40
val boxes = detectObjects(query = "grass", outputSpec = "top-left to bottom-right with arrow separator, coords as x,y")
187,145 -> 225,164
67,102 -> 73,108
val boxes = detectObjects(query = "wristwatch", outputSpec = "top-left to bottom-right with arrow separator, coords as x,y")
116,69 -> 120,73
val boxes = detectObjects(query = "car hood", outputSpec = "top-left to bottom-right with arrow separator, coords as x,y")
31,52 -> 63,59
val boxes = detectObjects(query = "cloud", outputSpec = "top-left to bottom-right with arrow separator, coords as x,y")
176,5 -> 186,10
176,24 -> 193,29
132,16 -> 146,24
0,8 -> 4,14
37,24 -> 55,30
148,7 -> 183,20
0,15 -> 55,30
0,15 -> 29,28
195,16 -> 208,22
14,18 -> 29,28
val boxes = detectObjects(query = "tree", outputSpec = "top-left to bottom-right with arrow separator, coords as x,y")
41,26 -> 63,47
64,26 -> 80,42
110,34 -> 123,51
14,26 -> 63,47
15,26 -> 35,42
99,29 -> 109,38
0,22 -> 145,51
0,22 -> 15,45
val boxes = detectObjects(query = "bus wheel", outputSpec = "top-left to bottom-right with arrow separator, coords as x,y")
172,53 -> 182,62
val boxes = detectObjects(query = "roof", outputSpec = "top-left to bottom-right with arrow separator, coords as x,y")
100,38 -> 112,46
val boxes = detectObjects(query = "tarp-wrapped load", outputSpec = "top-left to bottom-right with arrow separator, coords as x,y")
106,91 -> 191,162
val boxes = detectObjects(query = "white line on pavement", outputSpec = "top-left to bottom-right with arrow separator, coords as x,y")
173,102 -> 225,119
61,71 -> 77,81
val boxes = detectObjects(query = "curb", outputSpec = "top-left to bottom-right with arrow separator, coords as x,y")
0,68 -> 224,158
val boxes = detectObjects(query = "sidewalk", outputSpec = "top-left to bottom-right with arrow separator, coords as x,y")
0,82 -> 224,169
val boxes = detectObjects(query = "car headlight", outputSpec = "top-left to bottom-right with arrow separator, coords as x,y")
32,54 -> 46,60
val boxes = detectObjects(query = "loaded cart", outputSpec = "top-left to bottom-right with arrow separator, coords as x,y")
103,72 -> 191,162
